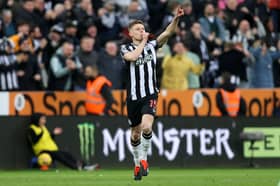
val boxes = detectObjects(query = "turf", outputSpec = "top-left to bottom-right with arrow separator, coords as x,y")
0,169 -> 279,186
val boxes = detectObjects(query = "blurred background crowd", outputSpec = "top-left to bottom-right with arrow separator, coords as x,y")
0,0 -> 280,91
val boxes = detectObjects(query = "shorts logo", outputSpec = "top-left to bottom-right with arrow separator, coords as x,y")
128,119 -> 132,126
149,99 -> 157,113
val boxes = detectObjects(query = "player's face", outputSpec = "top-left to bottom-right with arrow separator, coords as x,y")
129,24 -> 145,41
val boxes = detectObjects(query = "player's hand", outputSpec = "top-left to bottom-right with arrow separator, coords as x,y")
53,127 -> 63,135
175,7 -> 184,18
142,32 -> 149,42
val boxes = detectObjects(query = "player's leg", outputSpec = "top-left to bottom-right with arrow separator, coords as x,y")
47,151 -> 79,170
140,114 -> 154,176
131,125 -> 142,166
127,99 -> 143,180
140,96 -> 157,176
131,124 -> 142,180
141,114 -> 154,160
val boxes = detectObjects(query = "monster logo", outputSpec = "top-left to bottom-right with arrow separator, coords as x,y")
77,123 -> 95,164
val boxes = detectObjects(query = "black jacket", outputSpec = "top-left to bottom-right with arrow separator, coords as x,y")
218,49 -> 248,81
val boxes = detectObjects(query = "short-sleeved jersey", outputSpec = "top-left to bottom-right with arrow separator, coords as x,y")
120,40 -> 159,101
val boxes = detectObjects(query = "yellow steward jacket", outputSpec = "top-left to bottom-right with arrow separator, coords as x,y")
30,124 -> 58,155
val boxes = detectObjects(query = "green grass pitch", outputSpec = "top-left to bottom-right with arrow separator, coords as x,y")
0,169 -> 279,186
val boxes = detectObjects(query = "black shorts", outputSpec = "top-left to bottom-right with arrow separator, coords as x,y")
127,94 -> 158,127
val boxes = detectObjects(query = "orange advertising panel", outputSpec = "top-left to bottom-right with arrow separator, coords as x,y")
8,89 -> 280,116
9,92 -> 87,116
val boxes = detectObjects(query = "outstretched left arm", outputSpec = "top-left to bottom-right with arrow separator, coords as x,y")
156,7 -> 184,48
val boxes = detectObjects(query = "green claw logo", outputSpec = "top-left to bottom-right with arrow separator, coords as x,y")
77,123 -> 95,164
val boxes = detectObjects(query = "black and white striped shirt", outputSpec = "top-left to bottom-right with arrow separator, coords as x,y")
121,40 -> 159,101
0,54 -> 18,91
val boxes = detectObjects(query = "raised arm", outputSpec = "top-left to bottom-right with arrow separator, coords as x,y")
156,7 -> 184,48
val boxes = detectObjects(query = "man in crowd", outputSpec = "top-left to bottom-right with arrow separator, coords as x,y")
84,65 -> 115,115
216,72 -> 246,116
49,40 -> 82,90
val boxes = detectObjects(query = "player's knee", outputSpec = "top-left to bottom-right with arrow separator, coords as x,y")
142,127 -> 152,134
131,131 -> 141,141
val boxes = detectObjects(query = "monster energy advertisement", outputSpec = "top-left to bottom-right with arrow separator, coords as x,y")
77,123 -> 95,164
1,116 -> 280,169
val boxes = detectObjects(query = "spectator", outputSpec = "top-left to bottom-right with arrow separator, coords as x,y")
27,113 -> 98,170
216,72 -> 246,116
98,41 -> 126,89
62,0 -> 75,21
84,65 -> 115,115
73,0 -> 97,28
13,0 -> 37,26
218,0 -> 243,10
9,22 -> 34,53
47,0 -> 75,25
161,1 -> 181,30
199,3 -> 226,43
33,0 -> 49,36
0,17 -> 3,38
49,41 -> 82,90
178,0 -> 196,34
185,43 -> 203,89
45,24 -> 64,68
161,40 -> 205,90
84,23 -> 101,50
0,38 -> 19,91
273,39 -> 280,87
64,20 -> 79,48
268,0 -> 280,34
218,42 -> 252,88
241,5 -> 266,37
191,0 -> 214,19
0,0 -> 277,92
185,22 -> 210,63
31,26 -> 49,89
185,21 -> 221,87
127,0 -> 149,25
223,0 -> 242,37
265,17 -> 279,50
249,0 -> 270,28
31,26 -> 47,53
146,0 -> 168,33
1,9 -> 16,37
231,19 -> 255,50
97,1 -> 122,45
44,3 -> 65,24
248,39 -> 280,88
111,0 -> 148,11
77,36 -> 99,67
16,36 -> 42,90
0,0 -> 10,9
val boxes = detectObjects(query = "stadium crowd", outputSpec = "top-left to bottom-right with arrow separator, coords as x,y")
0,0 -> 280,91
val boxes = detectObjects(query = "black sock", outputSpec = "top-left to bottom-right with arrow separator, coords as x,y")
131,138 -> 141,147
142,132 -> 152,140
